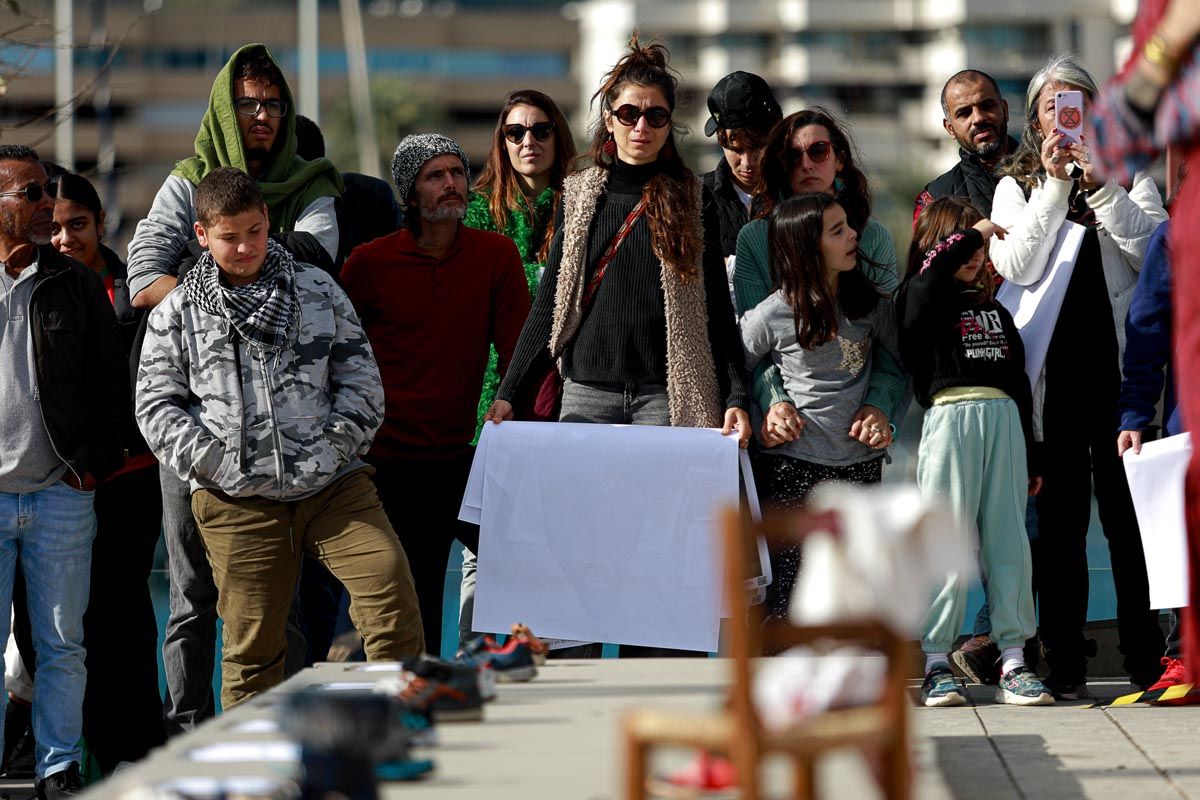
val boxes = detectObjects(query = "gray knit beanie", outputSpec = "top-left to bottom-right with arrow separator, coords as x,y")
391,133 -> 470,204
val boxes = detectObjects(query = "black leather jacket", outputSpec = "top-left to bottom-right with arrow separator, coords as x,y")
28,245 -> 129,481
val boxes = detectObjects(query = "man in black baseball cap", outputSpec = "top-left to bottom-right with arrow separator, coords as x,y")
701,71 -> 782,305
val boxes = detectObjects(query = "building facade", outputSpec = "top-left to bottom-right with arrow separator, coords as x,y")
1,0 -> 578,253
574,0 -> 1134,186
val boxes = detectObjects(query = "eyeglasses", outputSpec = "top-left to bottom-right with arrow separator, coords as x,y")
787,140 -> 835,165
0,181 -> 56,203
234,97 -> 288,118
609,104 -> 672,129
503,121 -> 555,145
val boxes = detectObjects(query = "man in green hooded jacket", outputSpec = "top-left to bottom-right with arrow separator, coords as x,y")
127,43 -> 342,308
125,43 -> 343,735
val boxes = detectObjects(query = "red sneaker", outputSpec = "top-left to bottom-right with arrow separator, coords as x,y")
647,751 -> 738,798
1148,658 -> 1186,692
1148,658 -> 1197,706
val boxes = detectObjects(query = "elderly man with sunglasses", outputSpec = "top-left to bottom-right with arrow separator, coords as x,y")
0,145 -> 127,798
124,42 -> 344,736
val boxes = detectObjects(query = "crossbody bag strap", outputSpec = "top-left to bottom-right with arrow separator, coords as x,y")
580,197 -> 647,310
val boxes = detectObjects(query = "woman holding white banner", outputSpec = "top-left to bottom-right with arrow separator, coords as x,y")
485,36 -> 751,657
990,54 -> 1168,699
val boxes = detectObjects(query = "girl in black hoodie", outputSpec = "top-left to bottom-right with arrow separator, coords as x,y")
898,197 -> 1049,708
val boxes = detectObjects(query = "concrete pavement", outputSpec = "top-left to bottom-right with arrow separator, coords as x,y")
71,660 -> 1200,800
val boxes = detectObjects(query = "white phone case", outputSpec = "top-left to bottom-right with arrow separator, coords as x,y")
1055,90 -> 1084,145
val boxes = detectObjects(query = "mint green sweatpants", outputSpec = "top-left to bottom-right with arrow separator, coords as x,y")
918,397 -> 1036,654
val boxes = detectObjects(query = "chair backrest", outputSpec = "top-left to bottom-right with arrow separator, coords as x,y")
720,506 -> 911,749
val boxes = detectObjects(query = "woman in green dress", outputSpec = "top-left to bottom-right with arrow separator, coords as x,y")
458,89 -> 576,651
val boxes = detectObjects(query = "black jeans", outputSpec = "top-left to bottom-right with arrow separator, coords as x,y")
369,451 -> 479,659
83,466 -> 167,772
1037,382 -> 1166,686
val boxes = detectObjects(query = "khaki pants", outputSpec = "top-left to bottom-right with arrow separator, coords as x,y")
192,468 -> 424,710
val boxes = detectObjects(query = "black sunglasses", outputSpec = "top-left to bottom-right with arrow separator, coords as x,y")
609,104 -> 672,129
503,121 -> 555,145
234,97 -> 288,118
0,181 -> 56,203
787,140 -> 835,165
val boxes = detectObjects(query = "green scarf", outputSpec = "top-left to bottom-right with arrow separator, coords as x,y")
464,185 -> 557,443
171,43 -> 344,232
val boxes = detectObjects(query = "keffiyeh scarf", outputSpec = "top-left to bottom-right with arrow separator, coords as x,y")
184,238 -> 299,353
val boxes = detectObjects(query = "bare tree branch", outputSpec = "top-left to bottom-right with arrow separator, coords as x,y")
0,7 -> 149,137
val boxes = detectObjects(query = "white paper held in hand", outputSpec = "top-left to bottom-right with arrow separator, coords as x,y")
1122,432 -> 1191,610
996,221 -> 1085,385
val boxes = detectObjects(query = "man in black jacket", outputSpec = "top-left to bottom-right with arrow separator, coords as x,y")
701,71 -> 781,306
0,145 -> 126,799
914,69 -> 1017,224
914,72 -> 1028,688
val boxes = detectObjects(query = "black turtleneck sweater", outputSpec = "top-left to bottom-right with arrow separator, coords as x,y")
496,158 -> 747,411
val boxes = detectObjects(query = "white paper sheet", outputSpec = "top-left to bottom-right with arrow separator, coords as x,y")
996,221 -> 1085,384
229,718 -> 281,734
461,422 -> 740,652
186,741 -> 299,764
1123,432 -> 1192,609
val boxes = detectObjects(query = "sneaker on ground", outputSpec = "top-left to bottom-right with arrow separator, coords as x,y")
404,654 -> 496,702
995,666 -> 1054,706
645,750 -> 738,799
1148,657 -> 1186,692
36,762 -> 84,800
1042,674 -> 1090,701
458,636 -> 538,683
376,755 -> 436,782
380,673 -> 484,723
1147,658 -> 1197,706
921,667 -> 966,707
951,635 -> 1001,685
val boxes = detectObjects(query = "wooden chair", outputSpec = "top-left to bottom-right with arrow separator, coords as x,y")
623,506 -> 912,800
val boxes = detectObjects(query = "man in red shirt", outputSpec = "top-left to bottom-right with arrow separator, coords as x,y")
341,134 -> 530,656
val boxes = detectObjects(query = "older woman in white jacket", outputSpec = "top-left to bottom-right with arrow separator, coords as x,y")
989,55 -> 1168,701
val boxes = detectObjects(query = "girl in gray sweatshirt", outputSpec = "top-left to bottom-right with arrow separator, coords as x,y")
739,192 -> 901,620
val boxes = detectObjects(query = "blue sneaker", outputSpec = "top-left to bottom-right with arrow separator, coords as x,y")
376,756 -> 435,782
921,666 -> 966,707
996,666 -> 1054,706
458,637 -> 538,683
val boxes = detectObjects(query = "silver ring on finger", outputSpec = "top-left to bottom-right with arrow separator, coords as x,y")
1050,154 -> 1061,164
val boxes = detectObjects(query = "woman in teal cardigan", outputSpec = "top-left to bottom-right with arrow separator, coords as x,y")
458,89 -> 576,651
736,108 -> 905,439
734,107 -> 907,621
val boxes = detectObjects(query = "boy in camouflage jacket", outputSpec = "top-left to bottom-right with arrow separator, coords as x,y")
136,167 -> 423,708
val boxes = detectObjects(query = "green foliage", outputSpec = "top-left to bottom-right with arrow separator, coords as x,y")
322,76 -> 447,176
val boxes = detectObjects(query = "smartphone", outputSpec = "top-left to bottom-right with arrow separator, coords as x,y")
1055,89 -> 1084,146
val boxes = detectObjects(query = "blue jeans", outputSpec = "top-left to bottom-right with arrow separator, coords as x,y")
0,481 -> 96,778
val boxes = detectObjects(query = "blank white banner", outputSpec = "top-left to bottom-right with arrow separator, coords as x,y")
460,422 -> 740,652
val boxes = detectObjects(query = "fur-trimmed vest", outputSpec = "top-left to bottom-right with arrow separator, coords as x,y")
547,166 -> 723,428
